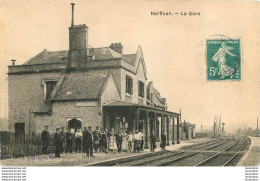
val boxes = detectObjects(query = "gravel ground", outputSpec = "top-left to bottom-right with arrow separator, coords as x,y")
0,152 -> 143,166
169,152 -> 215,166
237,136 -> 260,166
0,138 -> 213,166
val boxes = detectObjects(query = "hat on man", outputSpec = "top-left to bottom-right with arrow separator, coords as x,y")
56,128 -> 60,131
88,126 -> 92,129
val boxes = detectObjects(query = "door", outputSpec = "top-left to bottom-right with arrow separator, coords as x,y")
68,118 -> 82,132
15,123 -> 25,144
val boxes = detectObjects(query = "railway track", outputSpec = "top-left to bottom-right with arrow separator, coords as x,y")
87,136 -> 250,166
195,136 -> 249,166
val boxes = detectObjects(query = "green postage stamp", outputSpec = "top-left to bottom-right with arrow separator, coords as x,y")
206,39 -> 241,80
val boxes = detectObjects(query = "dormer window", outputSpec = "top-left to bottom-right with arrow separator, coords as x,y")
43,80 -> 57,101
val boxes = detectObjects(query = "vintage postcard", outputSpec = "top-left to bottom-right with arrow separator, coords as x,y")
0,0 -> 260,180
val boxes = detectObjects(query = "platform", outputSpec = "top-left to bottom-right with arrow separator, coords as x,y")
0,138 -> 211,166
237,136 -> 260,166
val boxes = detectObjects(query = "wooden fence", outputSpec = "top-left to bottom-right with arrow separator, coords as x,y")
0,131 -> 56,159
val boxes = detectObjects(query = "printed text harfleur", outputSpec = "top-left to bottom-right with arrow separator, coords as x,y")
151,11 -> 200,16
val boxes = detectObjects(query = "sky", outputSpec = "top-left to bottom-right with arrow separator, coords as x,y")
0,0 -> 260,133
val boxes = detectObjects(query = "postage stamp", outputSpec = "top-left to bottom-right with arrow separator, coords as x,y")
206,39 -> 241,80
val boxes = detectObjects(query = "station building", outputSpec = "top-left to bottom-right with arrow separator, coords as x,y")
8,4 -> 188,148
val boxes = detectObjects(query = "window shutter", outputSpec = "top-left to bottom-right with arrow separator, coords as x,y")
130,78 -> 133,95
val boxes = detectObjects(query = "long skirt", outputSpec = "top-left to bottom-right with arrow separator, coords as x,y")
122,139 -> 128,151
109,136 -> 117,150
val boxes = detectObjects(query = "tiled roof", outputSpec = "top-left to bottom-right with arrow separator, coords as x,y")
23,49 -> 68,65
23,47 -> 130,65
89,47 -> 121,60
121,54 -> 136,66
104,101 -> 179,115
103,101 -> 140,107
52,74 -> 107,101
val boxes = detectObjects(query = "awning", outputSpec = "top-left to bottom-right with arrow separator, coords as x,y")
103,101 -> 180,117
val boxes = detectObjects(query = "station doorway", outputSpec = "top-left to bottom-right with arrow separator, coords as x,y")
67,118 -> 82,133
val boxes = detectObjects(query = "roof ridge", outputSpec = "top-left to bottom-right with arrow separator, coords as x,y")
45,49 -> 68,53
122,54 -> 136,55
67,74 -> 107,78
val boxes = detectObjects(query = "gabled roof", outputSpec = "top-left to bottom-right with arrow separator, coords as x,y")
52,74 -> 108,101
121,54 -> 136,66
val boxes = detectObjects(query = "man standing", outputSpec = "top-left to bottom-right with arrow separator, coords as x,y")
54,128 -> 61,158
60,127 -> 66,154
139,129 -> 144,151
161,130 -> 167,150
100,127 -> 107,153
93,126 -> 101,153
83,127 -> 88,153
75,128 -> 83,153
116,131 -> 122,153
134,130 -> 141,153
66,129 -> 73,153
85,126 -> 94,157
150,130 -> 157,152
41,126 -> 50,155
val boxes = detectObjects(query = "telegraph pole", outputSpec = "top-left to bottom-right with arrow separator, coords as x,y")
257,117 -> 259,137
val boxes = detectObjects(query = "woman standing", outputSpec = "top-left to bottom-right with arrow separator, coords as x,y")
121,130 -> 128,152
109,128 -> 117,153
127,131 -> 134,152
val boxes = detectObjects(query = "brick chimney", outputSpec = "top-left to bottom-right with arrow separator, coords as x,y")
109,43 -> 123,54
69,3 -> 88,68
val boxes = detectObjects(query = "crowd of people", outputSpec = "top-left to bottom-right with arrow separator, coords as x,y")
41,125 -> 167,158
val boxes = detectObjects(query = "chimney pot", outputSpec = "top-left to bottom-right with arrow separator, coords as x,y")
11,59 -> 16,66
109,43 -> 123,54
71,3 -> 75,27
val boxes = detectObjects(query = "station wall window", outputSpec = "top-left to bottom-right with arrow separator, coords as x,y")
44,81 -> 57,100
147,87 -> 150,100
138,81 -> 144,98
126,75 -> 133,95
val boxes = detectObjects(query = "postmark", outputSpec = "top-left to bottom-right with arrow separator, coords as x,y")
206,39 -> 241,80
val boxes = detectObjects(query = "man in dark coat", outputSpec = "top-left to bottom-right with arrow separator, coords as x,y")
161,131 -> 167,150
93,126 -> 101,153
41,126 -> 50,155
66,129 -> 73,153
54,128 -> 61,158
84,126 -> 94,157
150,130 -> 157,152
83,127 -> 88,153
60,127 -> 66,153
116,131 -> 122,153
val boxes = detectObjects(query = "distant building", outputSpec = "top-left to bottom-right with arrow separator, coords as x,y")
8,4 -> 183,147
